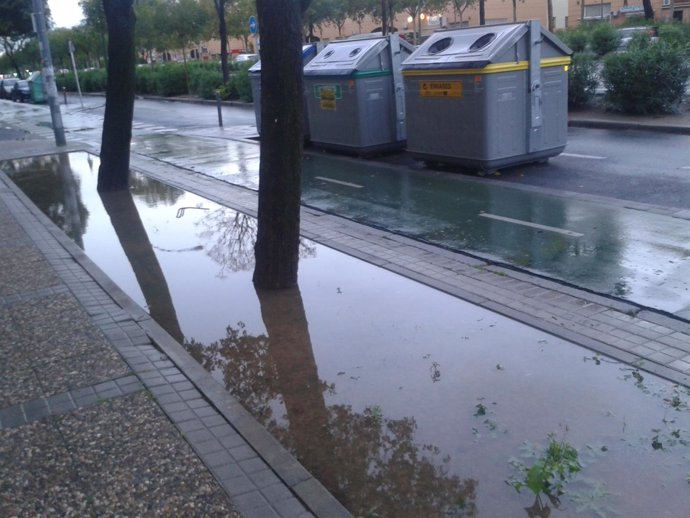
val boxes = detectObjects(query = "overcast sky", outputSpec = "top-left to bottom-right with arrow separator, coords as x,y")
48,0 -> 84,29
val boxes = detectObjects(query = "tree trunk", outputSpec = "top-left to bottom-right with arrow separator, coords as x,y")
643,0 -> 654,19
98,0 -> 136,192
547,0 -> 554,31
512,0 -> 517,22
479,0 -> 486,25
252,0 -> 305,289
100,190 -> 184,343
215,0 -> 229,83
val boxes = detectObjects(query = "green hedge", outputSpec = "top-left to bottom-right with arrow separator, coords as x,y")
56,60 -> 251,101
568,53 -> 598,108
603,41 -> 690,114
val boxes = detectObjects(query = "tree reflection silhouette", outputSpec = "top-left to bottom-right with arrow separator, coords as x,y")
186,286 -> 477,517
99,189 -> 184,343
196,207 -> 316,275
4,154 -> 89,245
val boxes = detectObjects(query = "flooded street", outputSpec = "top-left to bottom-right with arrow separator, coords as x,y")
5,152 -> 690,517
130,133 -> 690,317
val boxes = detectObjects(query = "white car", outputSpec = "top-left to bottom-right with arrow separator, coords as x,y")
234,53 -> 258,63
617,26 -> 658,51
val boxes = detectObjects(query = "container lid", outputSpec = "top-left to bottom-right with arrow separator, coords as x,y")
304,36 -> 389,76
402,21 -> 570,71
249,44 -> 320,73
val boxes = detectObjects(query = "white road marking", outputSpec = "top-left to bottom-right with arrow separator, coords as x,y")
479,212 -> 584,238
315,176 -> 364,189
560,152 -> 607,160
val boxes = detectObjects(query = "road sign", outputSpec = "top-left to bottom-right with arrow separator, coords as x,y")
249,16 -> 257,34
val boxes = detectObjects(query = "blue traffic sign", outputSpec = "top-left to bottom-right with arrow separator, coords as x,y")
249,16 -> 257,34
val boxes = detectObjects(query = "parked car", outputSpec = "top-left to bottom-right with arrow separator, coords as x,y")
234,53 -> 258,63
11,80 -> 31,102
0,78 -> 18,99
617,26 -> 658,51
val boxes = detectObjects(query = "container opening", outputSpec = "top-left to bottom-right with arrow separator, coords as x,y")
469,33 -> 496,52
348,48 -> 361,58
323,50 -> 335,59
427,37 -> 453,55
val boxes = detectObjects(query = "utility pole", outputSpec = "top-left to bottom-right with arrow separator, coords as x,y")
31,0 -> 66,147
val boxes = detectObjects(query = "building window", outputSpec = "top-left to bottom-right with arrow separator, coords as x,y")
584,3 -> 612,19
662,0 -> 670,6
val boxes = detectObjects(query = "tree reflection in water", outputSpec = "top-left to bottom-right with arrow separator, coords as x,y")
3,154 -> 89,246
186,286 -> 477,517
196,207 -> 316,276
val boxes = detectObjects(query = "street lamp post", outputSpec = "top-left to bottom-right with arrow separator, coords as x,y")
31,0 -> 66,146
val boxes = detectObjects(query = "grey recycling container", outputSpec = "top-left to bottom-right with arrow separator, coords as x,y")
401,20 -> 572,170
303,34 -> 414,155
249,44 -> 320,137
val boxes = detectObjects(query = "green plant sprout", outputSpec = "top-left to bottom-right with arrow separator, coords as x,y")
507,434 -> 582,509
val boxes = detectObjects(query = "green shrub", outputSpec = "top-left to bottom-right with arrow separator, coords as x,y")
55,72 -> 76,92
603,41 -> 690,114
590,23 -> 620,57
658,22 -> 690,52
153,63 -> 187,96
559,28 -> 589,53
135,65 -> 160,95
80,68 -> 107,92
568,52 -> 598,108
189,67 -> 223,99
229,62 -> 253,102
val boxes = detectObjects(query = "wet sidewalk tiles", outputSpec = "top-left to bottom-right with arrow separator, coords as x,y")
0,178 -> 324,517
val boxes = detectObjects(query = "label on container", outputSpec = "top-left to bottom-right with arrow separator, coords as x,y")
314,84 -> 342,100
419,80 -> 463,98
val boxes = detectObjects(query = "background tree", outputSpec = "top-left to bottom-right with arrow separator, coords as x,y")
161,0 -> 209,91
253,0 -> 309,289
643,0 -> 654,19
0,0 -> 51,77
135,0 -> 167,65
225,0 -> 256,52
328,0 -> 350,37
98,0 -> 136,191
347,0 -> 375,33
198,0 -> 231,83
79,0 -> 108,66
303,0 -> 331,41
450,0 -> 476,25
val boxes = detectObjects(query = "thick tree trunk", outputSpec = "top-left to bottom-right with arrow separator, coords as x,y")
643,0 -> 654,19
252,0 -> 304,289
479,0 -> 486,25
98,0 -> 136,192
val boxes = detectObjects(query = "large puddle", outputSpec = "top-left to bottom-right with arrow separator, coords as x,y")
4,152 -> 690,517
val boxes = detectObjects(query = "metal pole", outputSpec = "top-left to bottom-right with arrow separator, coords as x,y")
68,40 -> 84,108
31,0 -> 66,146
215,91 -> 223,127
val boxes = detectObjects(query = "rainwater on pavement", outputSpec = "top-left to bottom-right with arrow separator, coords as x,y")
4,151 -> 690,518
135,132 -> 690,317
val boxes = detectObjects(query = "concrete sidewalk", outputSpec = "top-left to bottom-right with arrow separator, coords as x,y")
1,103 -> 690,517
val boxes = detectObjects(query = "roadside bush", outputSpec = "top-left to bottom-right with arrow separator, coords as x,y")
80,68 -> 107,92
658,22 -> 690,53
55,72 -> 76,92
568,52 -> 598,108
229,62 -> 253,102
603,41 -> 690,114
590,23 -> 620,57
153,63 -> 187,96
189,67 -> 223,99
559,27 -> 589,53
135,65 -> 159,95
